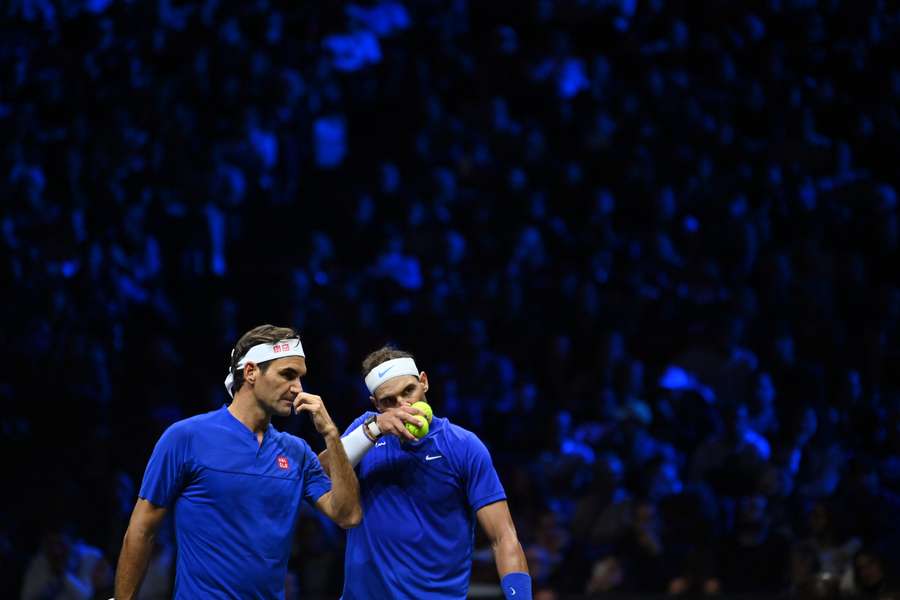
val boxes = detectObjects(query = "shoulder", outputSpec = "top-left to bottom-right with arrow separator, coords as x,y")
155,409 -> 225,453
162,409 -> 218,438
442,419 -> 487,447
438,419 -> 493,460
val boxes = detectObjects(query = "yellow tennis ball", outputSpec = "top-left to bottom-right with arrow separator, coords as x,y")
412,401 -> 433,424
405,415 -> 429,439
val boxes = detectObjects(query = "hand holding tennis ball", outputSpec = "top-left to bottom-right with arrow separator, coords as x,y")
405,401 -> 433,439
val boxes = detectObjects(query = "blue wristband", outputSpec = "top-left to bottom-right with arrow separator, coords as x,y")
501,572 -> 532,600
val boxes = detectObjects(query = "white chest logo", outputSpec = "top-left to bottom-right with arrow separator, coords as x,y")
425,454 -> 443,461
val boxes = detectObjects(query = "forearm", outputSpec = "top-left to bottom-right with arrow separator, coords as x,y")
318,448 -> 332,477
114,527 -> 156,600
494,536 -> 531,600
492,533 -> 529,577
323,430 -> 362,527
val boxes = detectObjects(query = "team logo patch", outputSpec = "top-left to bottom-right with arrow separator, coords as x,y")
277,456 -> 289,470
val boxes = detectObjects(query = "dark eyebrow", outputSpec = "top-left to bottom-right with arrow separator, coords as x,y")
280,368 -> 300,378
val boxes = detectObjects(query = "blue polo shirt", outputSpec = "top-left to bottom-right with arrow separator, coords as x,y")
139,406 -> 331,599
341,412 -> 506,600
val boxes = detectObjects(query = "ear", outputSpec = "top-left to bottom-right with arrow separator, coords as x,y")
419,371 -> 429,393
244,362 -> 258,385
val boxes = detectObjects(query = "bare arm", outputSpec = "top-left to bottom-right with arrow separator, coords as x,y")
294,392 -> 361,528
476,500 -> 529,578
114,499 -> 168,600
314,428 -> 362,528
318,448 -> 332,477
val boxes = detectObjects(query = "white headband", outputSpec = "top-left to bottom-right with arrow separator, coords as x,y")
224,338 -> 305,398
364,357 -> 419,394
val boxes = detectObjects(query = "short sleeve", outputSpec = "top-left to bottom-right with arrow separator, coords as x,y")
301,445 -> 332,506
463,435 -> 506,512
139,423 -> 192,508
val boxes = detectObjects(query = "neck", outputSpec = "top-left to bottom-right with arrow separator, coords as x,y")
228,392 -> 271,434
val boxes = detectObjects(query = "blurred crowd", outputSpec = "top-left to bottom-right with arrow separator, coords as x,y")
4,0 -> 900,598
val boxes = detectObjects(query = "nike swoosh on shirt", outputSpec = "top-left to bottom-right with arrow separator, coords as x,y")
377,365 -> 395,378
425,454 -> 443,461
510,587 -> 516,596
375,441 -> 387,447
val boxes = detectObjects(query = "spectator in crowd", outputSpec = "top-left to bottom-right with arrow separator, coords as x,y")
20,522 -> 113,600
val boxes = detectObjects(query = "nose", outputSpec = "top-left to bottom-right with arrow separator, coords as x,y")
290,381 -> 303,395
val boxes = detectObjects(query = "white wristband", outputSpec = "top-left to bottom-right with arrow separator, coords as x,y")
342,424 -> 375,467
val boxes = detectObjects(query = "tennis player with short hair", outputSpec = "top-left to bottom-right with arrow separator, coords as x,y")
114,324 -> 361,599
321,345 -> 531,600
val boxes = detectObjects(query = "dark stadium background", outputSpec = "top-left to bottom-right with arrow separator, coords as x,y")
4,0 -> 900,598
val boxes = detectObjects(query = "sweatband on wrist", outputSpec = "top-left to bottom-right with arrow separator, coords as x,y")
501,572 -> 532,600
364,357 -> 419,393
224,338 -> 305,397
341,424 -> 375,467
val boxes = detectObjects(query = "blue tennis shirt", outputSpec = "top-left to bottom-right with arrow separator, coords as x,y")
139,406 -> 331,599
341,412 -> 506,599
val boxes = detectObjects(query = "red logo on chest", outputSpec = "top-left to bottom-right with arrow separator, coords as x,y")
277,456 -> 290,470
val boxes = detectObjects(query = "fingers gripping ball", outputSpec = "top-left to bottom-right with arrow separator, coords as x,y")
406,401 -> 433,439
405,417 -> 429,439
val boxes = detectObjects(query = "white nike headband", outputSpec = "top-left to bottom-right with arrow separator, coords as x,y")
364,357 -> 420,394
224,338 -> 305,398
